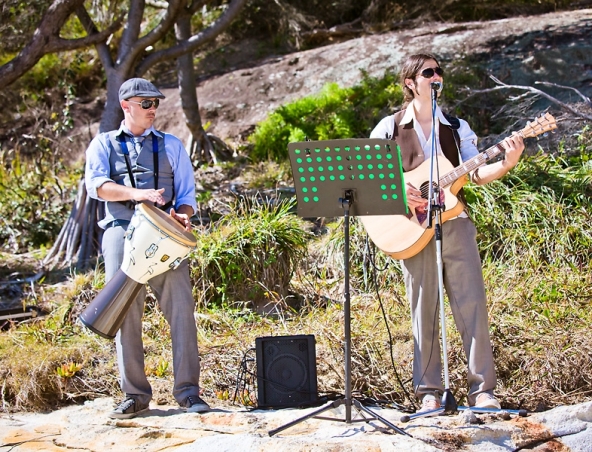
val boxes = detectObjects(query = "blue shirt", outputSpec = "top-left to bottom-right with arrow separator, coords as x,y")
85,122 -> 197,229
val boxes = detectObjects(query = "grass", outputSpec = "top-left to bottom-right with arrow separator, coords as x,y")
1,70 -> 592,415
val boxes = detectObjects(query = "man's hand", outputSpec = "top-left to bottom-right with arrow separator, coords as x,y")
133,187 -> 166,205
502,134 -> 525,170
169,207 -> 192,231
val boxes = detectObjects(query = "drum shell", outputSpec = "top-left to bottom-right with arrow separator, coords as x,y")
79,269 -> 143,339
121,203 -> 197,284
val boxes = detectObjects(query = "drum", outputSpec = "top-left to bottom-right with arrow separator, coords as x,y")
79,203 -> 196,339
121,203 -> 197,283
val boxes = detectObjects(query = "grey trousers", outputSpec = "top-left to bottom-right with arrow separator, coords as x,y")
102,224 -> 201,406
402,217 -> 497,406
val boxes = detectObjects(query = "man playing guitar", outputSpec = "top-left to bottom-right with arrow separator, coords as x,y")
369,53 -> 525,412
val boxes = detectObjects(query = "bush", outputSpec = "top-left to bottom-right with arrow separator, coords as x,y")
0,149 -> 79,253
249,71 -> 402,162
190,196 -> 311,309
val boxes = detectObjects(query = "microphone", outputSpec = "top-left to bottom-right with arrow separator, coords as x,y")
431,81 -> 443,92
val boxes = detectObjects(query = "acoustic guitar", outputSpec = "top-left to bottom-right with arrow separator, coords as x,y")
360,113 -> 557,260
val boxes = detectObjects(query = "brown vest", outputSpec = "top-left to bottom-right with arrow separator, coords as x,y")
390,109 -> 467,205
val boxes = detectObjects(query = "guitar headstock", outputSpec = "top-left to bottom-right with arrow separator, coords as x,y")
521,113 -> 557,138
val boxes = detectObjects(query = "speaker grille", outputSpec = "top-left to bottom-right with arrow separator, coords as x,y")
255,335 -> 317,408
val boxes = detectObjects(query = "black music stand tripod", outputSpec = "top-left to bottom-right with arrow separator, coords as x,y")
268,139 -> 411,437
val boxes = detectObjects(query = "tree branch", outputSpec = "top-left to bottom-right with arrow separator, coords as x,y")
75,5 -> 118,71
136,0 -> 247,75
470,75 -> 592,121
131,0 -> 185,61
0,0 -> 123,87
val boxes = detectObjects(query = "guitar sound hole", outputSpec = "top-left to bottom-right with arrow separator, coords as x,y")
420,182 -> 436,199
420,182 -> 445,205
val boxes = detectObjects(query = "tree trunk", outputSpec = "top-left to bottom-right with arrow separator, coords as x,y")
42,0 -> 245,269
175,7 -> 235,167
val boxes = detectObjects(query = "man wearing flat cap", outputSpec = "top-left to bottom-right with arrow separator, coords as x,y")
85,78 -> 210,419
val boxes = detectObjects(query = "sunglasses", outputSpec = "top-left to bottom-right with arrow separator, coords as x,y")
418,67 -> 444,78
127,99 -> 160,109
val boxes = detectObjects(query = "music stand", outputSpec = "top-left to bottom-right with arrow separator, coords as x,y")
268,138 -> 411,437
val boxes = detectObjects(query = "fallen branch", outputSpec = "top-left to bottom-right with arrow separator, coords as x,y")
469,76 -> 592,121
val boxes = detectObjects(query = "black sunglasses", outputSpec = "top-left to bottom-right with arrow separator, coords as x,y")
127,99 -> 160,109
418,67 -> 444,78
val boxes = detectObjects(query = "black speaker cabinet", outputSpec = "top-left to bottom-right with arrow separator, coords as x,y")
255,335 -> 318,409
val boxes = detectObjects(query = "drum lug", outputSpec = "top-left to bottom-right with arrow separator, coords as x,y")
169,257 -> 183,270
125,225 -> 135,240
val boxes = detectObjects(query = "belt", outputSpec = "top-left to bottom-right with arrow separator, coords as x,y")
104,219 -> 130,230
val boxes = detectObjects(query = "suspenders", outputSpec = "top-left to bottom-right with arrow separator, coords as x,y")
115,133 -> 160,190
111,131 -> 173,210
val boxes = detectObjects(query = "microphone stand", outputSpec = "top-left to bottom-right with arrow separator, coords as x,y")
401,81 -> 457,422
401,83 -> 528,422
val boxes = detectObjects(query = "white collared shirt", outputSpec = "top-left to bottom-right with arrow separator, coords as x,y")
370,105 -> 480,162
370,106 -> 481,220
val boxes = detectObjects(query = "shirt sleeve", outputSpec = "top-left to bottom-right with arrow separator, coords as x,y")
164,133 -> 198,215
458,118 -> 479,162
85,134 -> 115,201
370,116 -> 395,139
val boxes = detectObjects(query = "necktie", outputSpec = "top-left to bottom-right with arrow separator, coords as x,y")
131,137 -> 144,157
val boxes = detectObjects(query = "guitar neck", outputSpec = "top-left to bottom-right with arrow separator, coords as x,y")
439,132 -> 521,187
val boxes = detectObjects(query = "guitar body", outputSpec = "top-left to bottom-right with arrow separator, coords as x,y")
360,113 -> 557,260
360,155 -> 468,260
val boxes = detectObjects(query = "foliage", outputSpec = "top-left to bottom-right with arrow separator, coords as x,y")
0,271 -> 118,411
0,0 -> 54,53
0,148 -> 79,253
56,362 -> 82,379
190,196 -> 310,309
241,160 -> 294,189
467,147 -> 592,267
249,71 -> 402,162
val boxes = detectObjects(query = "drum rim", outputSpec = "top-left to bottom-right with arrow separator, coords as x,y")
137,203 -> 197,247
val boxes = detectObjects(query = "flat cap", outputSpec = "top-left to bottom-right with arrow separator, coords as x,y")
118,78 -> 165,101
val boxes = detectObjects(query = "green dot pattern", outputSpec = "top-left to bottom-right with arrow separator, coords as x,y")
291,140 -> 404,208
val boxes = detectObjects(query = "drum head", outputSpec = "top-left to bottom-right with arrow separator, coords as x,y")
137,203 -> 197,247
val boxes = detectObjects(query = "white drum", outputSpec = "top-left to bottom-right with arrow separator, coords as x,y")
121,203 -> 197,284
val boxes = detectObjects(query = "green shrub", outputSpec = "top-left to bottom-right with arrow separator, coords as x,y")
190,196 -> 311,308
468,150 -> 592,267
0,149 -> 79,253
249,71 -> 402,162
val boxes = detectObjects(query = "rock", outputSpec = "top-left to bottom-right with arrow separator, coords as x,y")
151,8 -> 592,148
1,398 -> 591,451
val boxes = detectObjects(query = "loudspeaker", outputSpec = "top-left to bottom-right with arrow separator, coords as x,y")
255,335 -> 318,409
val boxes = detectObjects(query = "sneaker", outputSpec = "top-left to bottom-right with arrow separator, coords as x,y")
475,393 -> 501,409
418,397 -> 441,413
182,395 -> 210,413
109,397 -> 149,419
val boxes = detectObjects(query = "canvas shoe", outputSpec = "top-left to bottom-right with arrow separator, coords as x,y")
182,395 -> 210,413
475,393 -> 501,409
418,396 -> 441,413
109,397 -> 149,419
